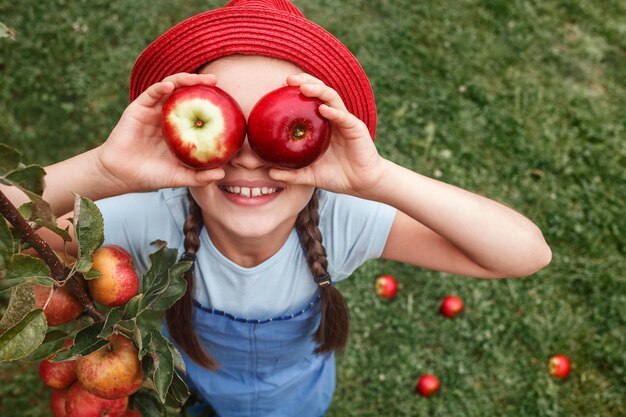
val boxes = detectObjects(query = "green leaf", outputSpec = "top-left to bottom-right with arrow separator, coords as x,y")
138,246 -> 178,313
24,330 -> 68,361
19,201 -> 72,242
82,269 -> 101,280
122,294 -> 143,320
0,217 -> 13,271
73,195 -> 104,273
167,371 -> 190,405
52,321 -> 107,362
4,165 -> 46,196
0,309 -> 47,361
98,307 -> 125,339
0,144 -> 21,173
0,253 -> 52,292
146,261 -> 189,312
170,340 -> 186,373
0,22 -> 16,40
0,285 -> 36,334
141,329 -> 175,404
131,389 -> 167,417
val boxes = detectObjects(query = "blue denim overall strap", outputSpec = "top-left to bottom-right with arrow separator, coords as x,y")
164,295 -> 335,417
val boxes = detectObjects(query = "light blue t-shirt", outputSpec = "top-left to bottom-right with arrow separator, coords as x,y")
96,188 -> 396,319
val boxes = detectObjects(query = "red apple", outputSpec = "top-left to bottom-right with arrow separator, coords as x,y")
439,295 -> 464,318
375,274 -> 398,299
247,86 -> 331,169
161,84 -> 246,169
121,409 -> 142,417
34,284 -> 84,326
548,354 -> 571,379
39,340 -> 77,389
50,388 -> 69,417
65,382 -> 128,417
88,245 -> 139,307
32,251 -> 83,326
75,334 -> 143,400
416,374 -> 440,397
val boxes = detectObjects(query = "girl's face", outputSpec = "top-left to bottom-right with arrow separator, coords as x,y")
190,56 -> 315,250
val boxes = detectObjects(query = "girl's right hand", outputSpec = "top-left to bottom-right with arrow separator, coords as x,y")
95,73 -> 225,194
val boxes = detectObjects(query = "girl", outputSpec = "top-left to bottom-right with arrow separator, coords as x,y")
6,1 -> 551,415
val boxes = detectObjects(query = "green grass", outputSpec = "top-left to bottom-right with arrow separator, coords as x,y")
1,0 -> 625,416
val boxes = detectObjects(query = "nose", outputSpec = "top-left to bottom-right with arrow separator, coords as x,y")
229,138 -> 268,170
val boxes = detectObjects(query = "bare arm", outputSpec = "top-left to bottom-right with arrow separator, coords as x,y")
1,73 -> 225,216
271,74 -> 552,278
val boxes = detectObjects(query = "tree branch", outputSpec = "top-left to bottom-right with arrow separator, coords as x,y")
0,190 -> 104,322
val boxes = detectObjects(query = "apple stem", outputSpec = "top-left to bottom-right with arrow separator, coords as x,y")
195,120 -> 204,128
292,125 -> 306,140
0,190 -> 104,322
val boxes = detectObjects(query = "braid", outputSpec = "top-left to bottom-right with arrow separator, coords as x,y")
296,191 -> 350,354
165,190 -> 218,370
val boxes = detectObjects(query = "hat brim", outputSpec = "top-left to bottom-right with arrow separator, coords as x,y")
130,7 -> 377,138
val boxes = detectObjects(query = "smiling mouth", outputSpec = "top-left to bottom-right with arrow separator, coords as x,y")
221,185 -> 282,198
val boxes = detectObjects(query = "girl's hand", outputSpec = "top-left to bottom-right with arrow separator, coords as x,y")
96,73 -> 225,194
269,74 -> 387,198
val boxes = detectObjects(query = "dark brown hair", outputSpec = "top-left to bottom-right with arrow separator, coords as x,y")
166,190 -> 350,369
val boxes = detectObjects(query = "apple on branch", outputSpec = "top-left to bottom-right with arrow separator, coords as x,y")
39,339 -> 77,390
247,86 -> 331,169
65,381 -> 128,417
88,245 -> 139,307
75,334 -> 144,400
50,388 -> 69,417
34,284 -> 84,326
32,251 -> 84,326
161,84 -> 246,169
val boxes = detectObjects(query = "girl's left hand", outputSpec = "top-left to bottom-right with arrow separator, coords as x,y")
268,74 -> 386,198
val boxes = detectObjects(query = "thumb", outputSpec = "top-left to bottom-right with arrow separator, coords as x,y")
269,167 -> 314,186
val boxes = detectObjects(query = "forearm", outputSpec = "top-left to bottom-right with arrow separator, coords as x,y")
364,159 -> 551,275
2,147 -> 125,216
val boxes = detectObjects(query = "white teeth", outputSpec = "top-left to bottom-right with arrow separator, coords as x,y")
224,186 -> 277,197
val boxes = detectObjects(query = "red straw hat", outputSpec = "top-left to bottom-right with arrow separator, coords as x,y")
129,0 -> 377,138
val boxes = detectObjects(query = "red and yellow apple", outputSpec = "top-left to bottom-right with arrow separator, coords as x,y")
89,245 -> 139,307
247,86 -> 331,169
416,374 -> 440,397
65,382 -> 128,417
375,274 -> 398,299
34,284 -> 84,326
32,251 -> 83,326
161,84 -> 246,169
75,334 -> 143,400
439,295 -> 464,318
548,354 -> 571,379
50,388 -> 69,417
39,340 -> 77,389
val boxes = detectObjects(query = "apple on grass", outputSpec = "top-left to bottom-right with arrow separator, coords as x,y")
75,334 -> 143,400
89,245 -> 139,307
416,374 -> 440,397
161,84 -> 246,169
439,295 -> 464,318
247,86 -> 331,169
39,339 -> 77,389
548,354 -> 571,379
375,274 -> 398,299
65,382 -> 128,417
